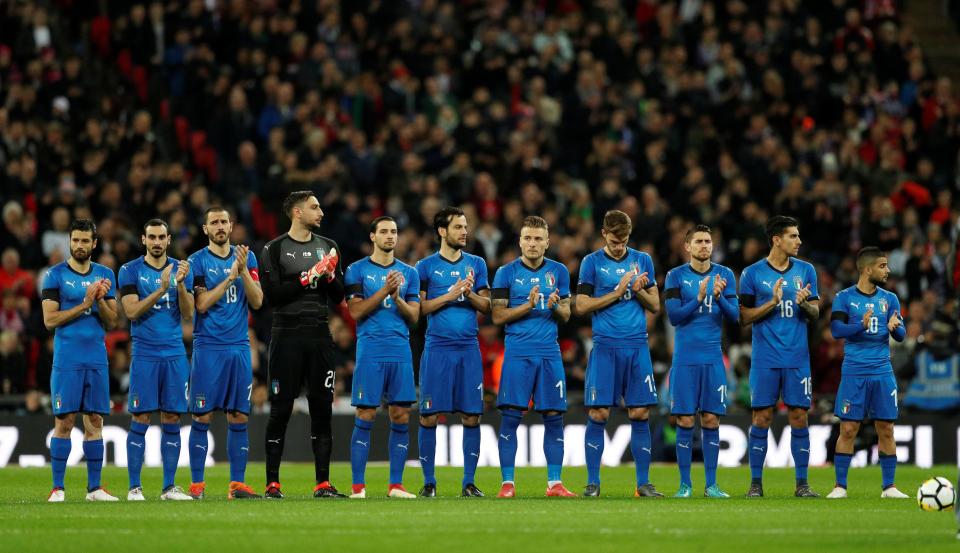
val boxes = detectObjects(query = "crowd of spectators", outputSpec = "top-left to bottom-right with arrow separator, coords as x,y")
0,0 -> 958,417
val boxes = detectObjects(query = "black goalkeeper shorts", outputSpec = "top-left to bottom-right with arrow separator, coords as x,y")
267,330 -> 335,402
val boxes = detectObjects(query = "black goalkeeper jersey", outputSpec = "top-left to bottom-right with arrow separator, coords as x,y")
260,232 -> 344,330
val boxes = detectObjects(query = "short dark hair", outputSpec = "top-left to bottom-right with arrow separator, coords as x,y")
283,190 -> 315,218
602,210 -> 632,239
433,206 -> 465,236
69,218 -> 98,240
856,246 -> 886,272
203,206 -> 231,223
684,224 -> 712,243
520,215 -> 549,232
143,218 -> 169,234
369,216 -> 396,234
766,215 -> 800,247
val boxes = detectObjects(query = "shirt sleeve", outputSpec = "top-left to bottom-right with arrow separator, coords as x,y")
405,267 -> 420,303
889,294 -> 906,341
247,250 -> 260,281
474,258 -> 489,291
416,260 -> 429,292
182,261 -> 194,293
491,265 -> 509,301
558,265 -> 571,298
40,268 -> 60,302
738,267 -> 756,308
577,255 -> 596,296
190,254 -> 206,290
118,264 -> 138,298
830,292 -> 850,324
641,253 -> 656,288
344,263 -> 364,299
102,268 -> 117,300
807,263 -> 820,300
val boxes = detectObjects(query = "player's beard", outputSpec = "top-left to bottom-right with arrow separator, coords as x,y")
147,246 -> 166,260
378,242 -> 395,253
445,235 -> 464,251
691,251 -> 711,263
209,231 -> 229,246
302,215 -> 321,231
70,247 -> 90,262
868,273 -> 888,286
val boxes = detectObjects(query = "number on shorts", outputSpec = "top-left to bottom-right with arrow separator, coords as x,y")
247,383 -> 253,401
184,382 -> 189,401
555,379 -> 564,398
324,370 -> 335,389
644,374 -> 655,393
717,384 -> 726,404
891,388 -> 897,407
800,377 -> 812,397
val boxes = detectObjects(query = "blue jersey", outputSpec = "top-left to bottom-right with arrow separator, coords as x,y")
664,263 -> 739,365
344,257 -> 420,360
416,251 -> 489,349
577,247 -> 656,346
831,286 -> 901,376
118,256 -> 194,358
491,257 -> 570,357
40,261 -> 116,369
188,246 -> 259,349
739,258 -> 819,369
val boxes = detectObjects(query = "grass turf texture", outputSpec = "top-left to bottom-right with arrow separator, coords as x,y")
1,464 -> 956,552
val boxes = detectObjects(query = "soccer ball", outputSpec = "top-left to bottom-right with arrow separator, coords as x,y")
916,477 -> 955,512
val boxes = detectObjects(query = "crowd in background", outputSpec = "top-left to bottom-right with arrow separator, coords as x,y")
0,0 -> 958,417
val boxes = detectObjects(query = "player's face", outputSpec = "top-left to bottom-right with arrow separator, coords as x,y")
69,230 -> 96,262
441,215 -> 468,250
295,196 -> 323,230
685,232 -> 713,262
371,221 -> 398,253
602,230 -> 628,258
775,226 -> 801,256
142,225 -> 170,259
867,257 -> 890,285
519,226 -> 549,262
203,211 -> 232,246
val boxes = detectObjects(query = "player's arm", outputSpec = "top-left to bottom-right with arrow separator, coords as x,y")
634,278 -> 660,315
96,294 -> 120,330
175,261 -> 194,322
121,265 -> 173,320
393,291 -> 420,324
467,288 -> 491,313
259,242 -> 305,306
347,273 -> 395,321
714,272 -> 739,322
573,272 -> 632,316
550,295 -> 571,323
664,275 -> 705,326
195,262 -> 237,314
235,245 -> 263,309
41,283 -> 98,330
829,297 -> 864,338
740,277 -> 783,326
419,282 -> 468,315
490,286 -> 537,325
887,296 -> 906,342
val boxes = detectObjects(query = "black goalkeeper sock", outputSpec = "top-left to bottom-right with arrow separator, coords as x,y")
265,399 -> 294,484
308,397 -> 333,483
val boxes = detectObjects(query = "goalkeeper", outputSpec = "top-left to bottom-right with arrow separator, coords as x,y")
259,191 -> 346,498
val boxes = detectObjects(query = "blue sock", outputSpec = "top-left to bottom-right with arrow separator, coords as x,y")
50,437 -> 71,489
83,439 -> 104,492
879,453 -> 897,489
497,410 -> 522,482
543,414 -> 564,482
127,421 -> 148,489
462,424 -> 481,487
791,427 -> 810,485
702,427 -> 720,488
418,424 -> 437,486
388,422 -> 409,485
227,423 -> 248,483
161,423 -> 181,490
748,425 -> 768,484
676,425 -> 693,487
188,421 -> 208,483
631,419 -> 652,487
584,418 -> 606,485
350,418 -> 373,485
834,452 -> 852,488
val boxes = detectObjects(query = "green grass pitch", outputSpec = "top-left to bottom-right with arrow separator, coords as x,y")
0,464 -> 956,552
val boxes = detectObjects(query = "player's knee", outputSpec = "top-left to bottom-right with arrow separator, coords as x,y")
874,421 -> 894,440
627,407 -> 648,421
677,415 -> 695,428
420,414 -> 438,427
460,414 -> 480,427
356,408 -> 377,422
751,409 -> 773,428
269,399 -> 294,422
839,423 -> 859,440
192,413 -> 212,424
389,408 -> 410,425
54,414 -> 75,435
588,408 -> 609,423
788,409 -> 808,427
160,412 -> 181,425
227,411 -> 248,424
132,413 -> 151,425
700,413 -> 719,428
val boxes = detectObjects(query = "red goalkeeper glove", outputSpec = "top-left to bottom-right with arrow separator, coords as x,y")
299,248 -> 338,286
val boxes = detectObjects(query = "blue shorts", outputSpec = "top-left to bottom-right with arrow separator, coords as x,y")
129,355 -> 190,414
352,356 -> 416,408
497,353 -> 567,413
419,346 -> 484,415
834,373 -> 898,421
750,364 -> 812,409
669,361 -> 728,416
51,366 -> 110,416
190,347 -> 252,414
585,344 -> 657,408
